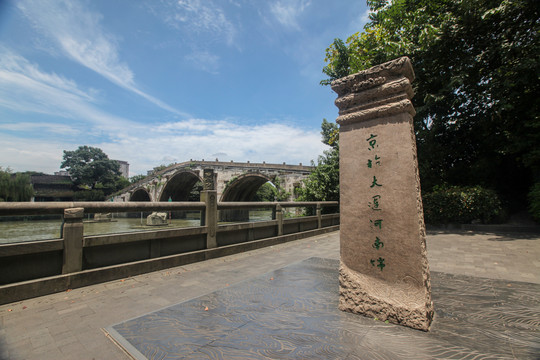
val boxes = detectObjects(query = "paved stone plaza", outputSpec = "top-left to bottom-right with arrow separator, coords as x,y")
1,230 -> 539,359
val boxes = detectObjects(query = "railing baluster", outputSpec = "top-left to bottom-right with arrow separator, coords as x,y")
62,207 -> 84,274
201,190 -> 218,249
317,203 -> 322,229
276,204 -> 283,236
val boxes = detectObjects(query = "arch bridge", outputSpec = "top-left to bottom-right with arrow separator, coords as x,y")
113,160 -> 313,204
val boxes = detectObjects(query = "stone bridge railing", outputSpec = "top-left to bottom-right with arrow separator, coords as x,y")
0,195 -> 339,305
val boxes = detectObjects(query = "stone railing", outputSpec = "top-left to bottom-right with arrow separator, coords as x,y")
0,193 -> 339,304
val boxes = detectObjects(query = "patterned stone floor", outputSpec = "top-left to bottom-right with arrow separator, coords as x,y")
107,257 -> 540,360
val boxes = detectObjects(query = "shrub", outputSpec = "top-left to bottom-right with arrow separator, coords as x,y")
422,186 -> 502,224
528,183 -> 540,223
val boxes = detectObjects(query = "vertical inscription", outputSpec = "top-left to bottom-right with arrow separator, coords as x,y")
334,57 -> 433,331
366,133 -> 385,271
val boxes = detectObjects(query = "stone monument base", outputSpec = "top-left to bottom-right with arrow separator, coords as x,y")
339,262 -> 433,331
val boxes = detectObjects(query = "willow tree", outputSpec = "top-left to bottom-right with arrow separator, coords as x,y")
0,168 -> 34,202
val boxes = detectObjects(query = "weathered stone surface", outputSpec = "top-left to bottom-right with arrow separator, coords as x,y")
114,161 -> 311,203
333,57 -> 433,331
146,212 -> 168,226
94,213 -> 112,221
203,169 -> 216,190
63,207 -> 84,219
62,208 -> 83,274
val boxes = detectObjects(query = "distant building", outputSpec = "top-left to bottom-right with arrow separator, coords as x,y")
54,170 -> 70,177
30,174 -> 76,202
115,160 -> 129,178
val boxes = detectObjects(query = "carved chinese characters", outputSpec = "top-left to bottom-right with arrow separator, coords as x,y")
333,57 -> 434,331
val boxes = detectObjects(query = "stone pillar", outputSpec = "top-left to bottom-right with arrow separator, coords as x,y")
276,204 -> 283,236
62,207 -> 84,274
201,190 -> 218,248
333,57 -> 433,331
203,169 -> 216,191
316,203 -> 322,229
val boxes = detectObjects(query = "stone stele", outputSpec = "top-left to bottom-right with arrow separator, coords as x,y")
332,56 -> 433,331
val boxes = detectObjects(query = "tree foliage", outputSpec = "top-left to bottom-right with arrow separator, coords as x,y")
297,149 -> 339,202
297,120 -> 340,207
320,118 -> 339,149
253,182 -> 278,202
423,185 -> 502,224
188,181 -> 203,201
528,183 -> 540,222
130,174 -> 147,184
322,0 -> 540,214
61,146 -> 124,200
253,178 -> 290,202
0,167 -> 34,202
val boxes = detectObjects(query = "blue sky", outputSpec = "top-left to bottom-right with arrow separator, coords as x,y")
0,0 -> 368,176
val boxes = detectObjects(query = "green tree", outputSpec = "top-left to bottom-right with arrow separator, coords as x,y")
130,174 -> 147,184
114,176 -> 131,193
253,182 -> 278,202
320,118 -> 339,149
322,0 -> 540,214
273,177 -> 291,202
320,39 -> 351,86
0,167 -> 34,202
252,178 -> 290,202
297,120 -> 340,208
61,146 -> 122,200
188,181 -> 203,201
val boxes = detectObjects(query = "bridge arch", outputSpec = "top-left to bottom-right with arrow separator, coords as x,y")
221,173 -> 274,202
158,170 -> 202,202
130,188 -> 151,202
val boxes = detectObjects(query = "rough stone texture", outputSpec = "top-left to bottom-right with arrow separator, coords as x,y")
62,208 -> 83,274
112,161 -> 311,203
0,231 -> 539,359
333,57 -> 433,331
93,213 -> 112,221
146,212 -> 168,226
203,169 -> 216,190
63,207 -> 84,219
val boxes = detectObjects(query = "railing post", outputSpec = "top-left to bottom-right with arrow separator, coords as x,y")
317,203 -> 322,229
201,190 -> 217,248
276,204 -> 283,236
62,207 -> 84,274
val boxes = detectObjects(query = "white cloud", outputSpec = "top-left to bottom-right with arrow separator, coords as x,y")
154,0 -> 236,46
0,51 -> 327,175
1,117 -> 327,175
107,119 -> 327,175
269,0 -> 311,30
148,0 -> 237,73
0,122 -> 80,136
0,134 -> 67,173
0,48 -> 136,132
16,0 -> 184,115
0,48 -> 96,103
184,51 -> 220,74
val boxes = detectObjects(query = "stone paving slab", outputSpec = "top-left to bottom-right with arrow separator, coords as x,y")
0,230 -> 539,359
107,257 -> 540,359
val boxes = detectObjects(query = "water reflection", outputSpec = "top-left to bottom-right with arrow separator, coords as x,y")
0,218 -> 63,244
0,210 -> 274,244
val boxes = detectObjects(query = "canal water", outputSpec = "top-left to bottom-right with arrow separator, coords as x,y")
0,210 -> 274,244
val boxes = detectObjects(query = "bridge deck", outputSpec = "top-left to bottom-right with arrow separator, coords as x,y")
0,230 -> 539,359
